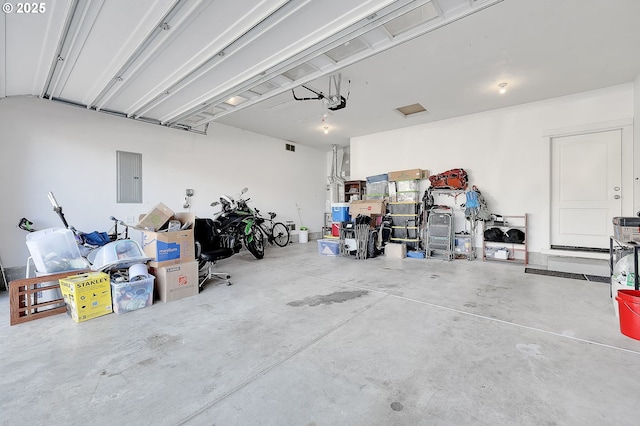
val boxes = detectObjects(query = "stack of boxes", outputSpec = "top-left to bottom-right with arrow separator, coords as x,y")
387,169 -> 425,251
318,202 -> 351,256
348,173 -> 389,229
322,168 -> 428,258
52,202 -> 200,323
330,202 -> 350,237
137,205 -> 199,303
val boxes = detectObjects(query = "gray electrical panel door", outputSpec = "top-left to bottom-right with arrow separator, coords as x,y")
117,151 -> 142,203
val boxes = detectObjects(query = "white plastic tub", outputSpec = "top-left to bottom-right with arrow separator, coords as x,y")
25,228 -> 87,274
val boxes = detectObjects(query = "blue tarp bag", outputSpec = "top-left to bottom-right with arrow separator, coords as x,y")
83,231 -> 110,246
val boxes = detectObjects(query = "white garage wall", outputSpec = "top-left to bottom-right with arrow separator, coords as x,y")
0,97 -> 327,267
635,75 -> 640,215
350,84 -> 635,260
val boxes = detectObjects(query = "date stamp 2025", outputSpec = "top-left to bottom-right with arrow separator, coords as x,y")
3,2 -> 47,14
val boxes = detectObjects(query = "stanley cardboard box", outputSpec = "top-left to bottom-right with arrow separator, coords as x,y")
58,272 -> 113,322
151,260 -> 199,303
140,212 -> 196,268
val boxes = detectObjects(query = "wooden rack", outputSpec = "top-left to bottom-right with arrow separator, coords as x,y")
9,269 -> 89,326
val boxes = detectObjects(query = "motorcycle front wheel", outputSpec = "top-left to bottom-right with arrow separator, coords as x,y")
245,224 -> 265,259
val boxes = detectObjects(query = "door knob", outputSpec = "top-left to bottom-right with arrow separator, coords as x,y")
614,195 -> 621,199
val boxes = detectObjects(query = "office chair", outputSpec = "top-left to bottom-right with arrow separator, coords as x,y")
194,218 -> 234,289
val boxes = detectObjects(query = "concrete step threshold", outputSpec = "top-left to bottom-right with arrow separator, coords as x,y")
530,248 -> 610,283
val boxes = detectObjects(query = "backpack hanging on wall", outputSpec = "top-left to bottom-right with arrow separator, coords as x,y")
429,168 -> 468,190
464,185 -> 491,221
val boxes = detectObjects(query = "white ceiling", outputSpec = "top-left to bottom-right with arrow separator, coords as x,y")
2,0 -> 640,151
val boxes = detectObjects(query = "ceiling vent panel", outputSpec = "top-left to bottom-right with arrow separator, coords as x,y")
396,103 -> 428,116
324,37 -> 369,62
204,105 -> 225,115
383,2 -> 439,36
250,80 -> 280,95
282,63 -> 319,82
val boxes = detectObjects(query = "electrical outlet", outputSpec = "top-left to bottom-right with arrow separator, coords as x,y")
126,216 -> 135,224
186,189 -> 194,196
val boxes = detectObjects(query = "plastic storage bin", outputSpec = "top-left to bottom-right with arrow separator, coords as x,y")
318,239 -> 340,256
26,228 -> 87,274
388,202 -> 420,215
613,217 -> 640,243
396,180 -> 419,192
111,275 -> 155,313
89,240 -> 152,271
366,174 -> 389,183
396,191 -> 419,202
366,181 -> 389,199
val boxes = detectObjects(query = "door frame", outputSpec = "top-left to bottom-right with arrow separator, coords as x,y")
542,118 -> 634,250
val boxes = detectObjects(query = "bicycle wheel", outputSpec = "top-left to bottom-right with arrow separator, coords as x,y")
271,222 -> 290,247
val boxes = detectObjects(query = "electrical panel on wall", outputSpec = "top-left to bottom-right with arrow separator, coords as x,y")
116,151 -> 142,203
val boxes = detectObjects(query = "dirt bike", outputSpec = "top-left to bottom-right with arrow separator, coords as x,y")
210,188 -> 264,260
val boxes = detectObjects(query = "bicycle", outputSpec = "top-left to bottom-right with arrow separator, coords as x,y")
254,208 -> 290,247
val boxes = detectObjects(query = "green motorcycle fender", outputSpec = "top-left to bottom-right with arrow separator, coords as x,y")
243,219 -> 256,242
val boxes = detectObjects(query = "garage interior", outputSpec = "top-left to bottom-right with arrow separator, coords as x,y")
2,0 -> 640,424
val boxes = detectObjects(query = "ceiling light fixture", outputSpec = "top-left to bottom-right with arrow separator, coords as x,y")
322,114 -> 329,134
225,95 -> 247,106
498,82 -> 508,94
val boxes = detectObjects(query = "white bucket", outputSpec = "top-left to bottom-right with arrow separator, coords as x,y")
299,230 -> 309,243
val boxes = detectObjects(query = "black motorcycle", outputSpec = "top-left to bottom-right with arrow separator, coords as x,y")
210,188 -> 264,259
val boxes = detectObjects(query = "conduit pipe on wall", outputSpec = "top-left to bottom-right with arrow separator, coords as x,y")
328,144 -> 344,203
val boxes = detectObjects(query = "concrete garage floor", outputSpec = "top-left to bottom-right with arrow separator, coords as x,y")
1,242 -> 640,426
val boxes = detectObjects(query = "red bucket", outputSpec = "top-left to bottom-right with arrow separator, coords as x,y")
615,290 -> 640,340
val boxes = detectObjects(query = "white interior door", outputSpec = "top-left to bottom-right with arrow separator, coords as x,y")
551,130 -> 622,249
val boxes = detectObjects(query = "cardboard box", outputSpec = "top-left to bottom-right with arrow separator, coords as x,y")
349,200 -> 386,217
59,272 -> 113,322
385,243 -> 406,259
388,169 -> 426,181
151,261 -> 199,302
136,202 -> 175,231
111,275 -> 155,314
140,212 -> 196,268
495,249 -> 510,260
